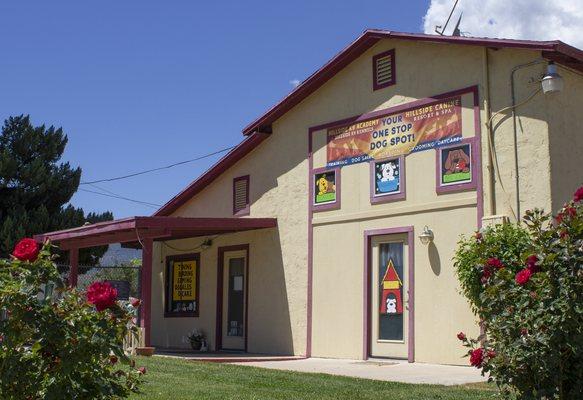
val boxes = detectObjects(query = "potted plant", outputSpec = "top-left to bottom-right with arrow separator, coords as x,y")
187,329 -> 206,351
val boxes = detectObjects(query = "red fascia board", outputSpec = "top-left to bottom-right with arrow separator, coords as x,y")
34,217 -> 138,243
36,216 -> 277,249
58,229 -> 170,250
135,216 -> 277,230
154,131 -> 269,216
242,29 -> 583,136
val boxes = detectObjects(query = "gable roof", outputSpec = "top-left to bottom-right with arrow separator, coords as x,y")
155,29 -> 583,217
242,29 -> 583,135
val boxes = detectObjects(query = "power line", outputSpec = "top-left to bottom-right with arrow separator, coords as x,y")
86,183 -> 163,208
79,188 -> 162,208
80,145 -> 236,185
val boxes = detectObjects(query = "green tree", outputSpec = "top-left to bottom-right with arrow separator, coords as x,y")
0,115 -> 112,263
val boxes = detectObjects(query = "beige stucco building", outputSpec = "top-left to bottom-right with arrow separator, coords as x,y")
37,30 -> 583,365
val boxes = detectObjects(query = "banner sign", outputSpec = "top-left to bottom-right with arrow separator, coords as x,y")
172,260 -> 196,301
327,96 -> 462,167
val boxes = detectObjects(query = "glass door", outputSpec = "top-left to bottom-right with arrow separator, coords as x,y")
370,234 -> 409,359
221,251 -> 246,350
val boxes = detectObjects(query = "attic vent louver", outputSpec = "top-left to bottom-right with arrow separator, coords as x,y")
233,175 -> 250,215
373,49 -> 396,90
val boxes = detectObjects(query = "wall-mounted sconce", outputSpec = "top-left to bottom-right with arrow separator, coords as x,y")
201,238 -> 213,251
419,226 -> 434,245
541,62 -> 564,94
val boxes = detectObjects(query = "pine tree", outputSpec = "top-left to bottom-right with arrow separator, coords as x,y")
0,115 -> 113,263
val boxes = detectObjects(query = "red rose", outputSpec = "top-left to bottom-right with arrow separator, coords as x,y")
573,186 -> 583,202
138,367 -> 147,375
87,282 -> 118,311
457,332 -> 466,341
487,349 -> 496,359
486,257 -> 504,270
566,206 -> 577,218
12,238 -> 40,262
556,213 -> 564,224
515,268 -> 532,285
482,266 -> 493,280
470,348 -> 484,367
129,297 -> 141,308
560,230 -> 569,239
526,255 -> 539,272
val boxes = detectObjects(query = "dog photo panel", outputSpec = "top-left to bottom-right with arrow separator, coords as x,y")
314,170 -> 337,205
374,158 -> 401,196
440,143 -> 472,186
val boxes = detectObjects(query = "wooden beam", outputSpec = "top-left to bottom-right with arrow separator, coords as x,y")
58,229 -> 170,250
141,238 -> 153,347
69,247 -> 79,287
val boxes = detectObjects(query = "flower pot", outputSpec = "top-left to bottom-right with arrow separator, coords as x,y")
135,346 -> 155,356
190,340 -> 202,351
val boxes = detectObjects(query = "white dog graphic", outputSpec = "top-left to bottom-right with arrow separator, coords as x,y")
380,162 -> 396,182
386,297 -> 397,314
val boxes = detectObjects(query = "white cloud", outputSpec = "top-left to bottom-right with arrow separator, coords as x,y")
289,79 -> 301,88
423,0 -> 583,49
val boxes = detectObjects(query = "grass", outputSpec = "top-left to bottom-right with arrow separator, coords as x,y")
129,356 -> 497,400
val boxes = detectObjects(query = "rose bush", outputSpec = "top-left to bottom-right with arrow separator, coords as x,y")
454,187 -> 583,399
0,239 -> 144,399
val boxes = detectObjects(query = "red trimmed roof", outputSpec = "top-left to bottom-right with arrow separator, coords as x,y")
34,216 -> 277,249
242,29 -> 583,135
155,29 -> 583,217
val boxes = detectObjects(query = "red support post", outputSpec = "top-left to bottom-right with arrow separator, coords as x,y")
140,238 -> 153,347
69,247 -> 79,287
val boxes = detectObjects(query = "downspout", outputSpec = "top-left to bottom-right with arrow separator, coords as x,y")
510,59 -> 546,221
482,48 -> 496,216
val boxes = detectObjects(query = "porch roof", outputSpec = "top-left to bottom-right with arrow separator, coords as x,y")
33,216 -> 277,250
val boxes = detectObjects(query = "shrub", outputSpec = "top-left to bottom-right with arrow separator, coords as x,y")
454,189 -> 583,399
0,239 -> 144,399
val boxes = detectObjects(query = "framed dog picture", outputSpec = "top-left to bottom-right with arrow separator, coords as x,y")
436,138 -> 478,194
440,143 -> 472,185
375,158 -> 401,195
370,156 -> 406,204
312,167 -> 340,211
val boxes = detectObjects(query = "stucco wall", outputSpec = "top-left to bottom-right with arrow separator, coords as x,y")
546,66 -> 583,211
147,36 -> 580,363
309,87 -> 481,364
150,228 -> 296,355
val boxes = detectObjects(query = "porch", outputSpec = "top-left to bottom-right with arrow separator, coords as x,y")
34,216 -> 277,348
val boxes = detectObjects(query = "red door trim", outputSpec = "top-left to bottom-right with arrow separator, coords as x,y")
363,226 -> 415,362
215,244 -> 250,352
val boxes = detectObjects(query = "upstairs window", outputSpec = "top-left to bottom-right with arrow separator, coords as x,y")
373,49 -> 396,90
233,175 -> 250,216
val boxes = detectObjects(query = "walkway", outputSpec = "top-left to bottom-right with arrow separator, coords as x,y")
230,357 -> 488,386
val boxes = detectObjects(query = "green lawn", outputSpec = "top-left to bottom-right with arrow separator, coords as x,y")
129,356 -> 497,400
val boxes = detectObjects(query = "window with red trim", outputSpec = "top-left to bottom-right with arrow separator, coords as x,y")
373,49 -> 396,90
233,175 -> 250,216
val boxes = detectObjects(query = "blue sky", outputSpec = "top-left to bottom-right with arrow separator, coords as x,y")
0,1 -> 430,218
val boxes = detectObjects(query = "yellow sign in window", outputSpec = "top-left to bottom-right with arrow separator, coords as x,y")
172,260 -> 196,301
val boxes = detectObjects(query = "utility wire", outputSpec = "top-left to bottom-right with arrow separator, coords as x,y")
79,188 -> 162,208
80,145 -> 236,185
85,183 -> 163,209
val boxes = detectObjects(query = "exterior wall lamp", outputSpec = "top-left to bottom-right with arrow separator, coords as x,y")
419,226 -> 434,245
541,62 -> 564,94
201,238 -> 213,251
